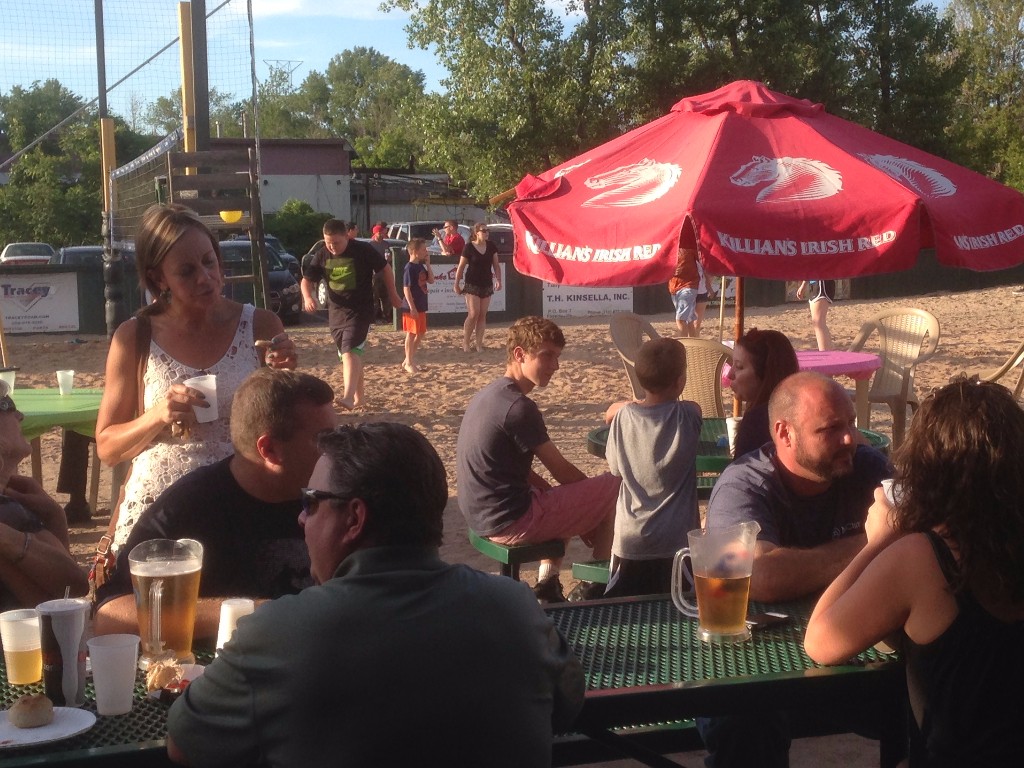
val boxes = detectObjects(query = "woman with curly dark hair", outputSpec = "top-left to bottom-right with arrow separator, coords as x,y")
806,378 -> 1024,766
726,328 -> 799,457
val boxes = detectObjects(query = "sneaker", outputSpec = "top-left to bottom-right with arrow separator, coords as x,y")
533,574 -> 567,604
567,580 -> 607,602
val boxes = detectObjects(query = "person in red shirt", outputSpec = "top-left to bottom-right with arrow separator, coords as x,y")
433,220 -> 465,258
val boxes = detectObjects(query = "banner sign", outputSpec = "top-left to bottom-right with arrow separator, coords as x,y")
1,272 -> 80,333
542,283 -> 634,318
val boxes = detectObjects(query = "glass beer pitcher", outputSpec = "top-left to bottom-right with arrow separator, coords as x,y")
128,538 -> 203,669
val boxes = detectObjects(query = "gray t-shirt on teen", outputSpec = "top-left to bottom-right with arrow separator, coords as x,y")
706,444 -> 890,547
457,377 -> 549,536
605,400 -> 702,559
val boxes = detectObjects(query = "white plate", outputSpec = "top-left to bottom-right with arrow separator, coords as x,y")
0,707 -> 97,748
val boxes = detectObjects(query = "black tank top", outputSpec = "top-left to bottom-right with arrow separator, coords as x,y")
902,530 -> 1024,766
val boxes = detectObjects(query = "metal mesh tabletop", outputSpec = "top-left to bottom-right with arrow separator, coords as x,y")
548,595 -> 900,734
549,596 -> 894,691
0,652 -> 214,765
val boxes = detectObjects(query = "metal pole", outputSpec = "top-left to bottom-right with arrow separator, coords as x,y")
96,0 -> 127,337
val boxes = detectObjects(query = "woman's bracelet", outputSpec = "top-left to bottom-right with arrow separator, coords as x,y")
12,531 -> 31,564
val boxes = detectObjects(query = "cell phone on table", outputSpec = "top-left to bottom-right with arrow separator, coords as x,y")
746,612 -> 791,631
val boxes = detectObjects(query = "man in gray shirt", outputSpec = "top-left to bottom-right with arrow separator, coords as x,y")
707,371 -> 890,603
699,371 -> 890,767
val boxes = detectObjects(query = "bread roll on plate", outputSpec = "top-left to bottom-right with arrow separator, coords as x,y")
8,694 -> 54,729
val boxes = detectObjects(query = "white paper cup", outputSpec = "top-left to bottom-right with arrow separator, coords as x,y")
881,479 -> 903,507
87,634 -> 140,715
216,598 -> 255,654
725,416 -> 742,457
183,374 -> 218,423
56,369 -> 75,396
0,369 -> 16,391
0,609 -> 42,685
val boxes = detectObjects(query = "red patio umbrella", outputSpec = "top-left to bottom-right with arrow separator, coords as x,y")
509,80 -> 1024,290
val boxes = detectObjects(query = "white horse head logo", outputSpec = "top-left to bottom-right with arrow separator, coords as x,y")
554,159 -> 592,179
858,154 -> 957,198
730,156 -> 843,203
582,159 -> 682,208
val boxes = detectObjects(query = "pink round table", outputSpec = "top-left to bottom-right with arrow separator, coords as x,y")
722,350 -> 881,426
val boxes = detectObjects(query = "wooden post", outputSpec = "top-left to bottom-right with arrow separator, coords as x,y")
178,2 -> 196,160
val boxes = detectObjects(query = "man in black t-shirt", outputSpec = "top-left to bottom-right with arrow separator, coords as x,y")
301,218 -> 401,409
93,369 -> 338,642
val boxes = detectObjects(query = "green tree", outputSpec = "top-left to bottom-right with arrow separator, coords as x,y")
0,79 -> 157,247
840,0 -> 962,155
142,86 -> 242,136
945,0 -> 1024,187
253,65 -> 318,139
263,199 -> 332,255
0,81 -> 103,246
0,79 -> 84,154
294,47 -> 428,168
383,0 -> 627,198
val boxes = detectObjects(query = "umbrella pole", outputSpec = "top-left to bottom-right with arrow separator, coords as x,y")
717,277 -> 727,343
731,277 -> 745,418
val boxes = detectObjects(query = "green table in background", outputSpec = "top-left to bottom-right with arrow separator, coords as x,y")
13,387 -> 104,497
588,417 -> 732,479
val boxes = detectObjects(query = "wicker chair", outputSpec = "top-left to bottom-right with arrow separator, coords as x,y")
678,338 -> 733,418
848,308 -> 940,447
981,340 -> 1024,400
609,313 -> 661,399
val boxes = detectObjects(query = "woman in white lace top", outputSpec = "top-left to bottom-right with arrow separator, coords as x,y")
96,204 -> 298,550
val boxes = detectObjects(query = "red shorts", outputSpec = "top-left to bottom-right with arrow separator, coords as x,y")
489,473 -> 619,545
402,313 -> 427,335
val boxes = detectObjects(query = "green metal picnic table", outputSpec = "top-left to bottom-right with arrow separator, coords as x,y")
550,594 -> 904,767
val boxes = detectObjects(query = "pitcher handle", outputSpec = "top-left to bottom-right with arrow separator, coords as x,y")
671,548 -> 699,618
149,578 -> 164,656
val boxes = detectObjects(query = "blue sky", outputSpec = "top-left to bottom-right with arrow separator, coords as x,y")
0,0 -> 951,124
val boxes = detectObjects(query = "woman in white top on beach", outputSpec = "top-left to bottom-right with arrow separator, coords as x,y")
95,204 -> 297,550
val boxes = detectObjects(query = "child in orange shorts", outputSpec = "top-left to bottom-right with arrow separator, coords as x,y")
401,238 -> 434,373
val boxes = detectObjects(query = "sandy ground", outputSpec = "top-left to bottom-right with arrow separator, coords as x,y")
9,283 -> 1021,765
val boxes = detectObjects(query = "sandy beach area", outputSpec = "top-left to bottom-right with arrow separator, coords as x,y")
16,282 -> 1015,570
8,283 -> 1016,765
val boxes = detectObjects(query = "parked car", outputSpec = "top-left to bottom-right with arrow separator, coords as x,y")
218,240 -> 302,324
425,223 -> 514,258
53,245 -> 105,266
0,242 -> 56,265
386,221 -> 447,242
485,223 -> 515,258
229,234 -> 300,279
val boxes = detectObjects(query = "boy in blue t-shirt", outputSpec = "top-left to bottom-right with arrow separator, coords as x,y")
401,238 -> 434,373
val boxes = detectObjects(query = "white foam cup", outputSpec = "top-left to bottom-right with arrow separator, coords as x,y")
216,598 -> 255,654
56,369 -> 75,395
182,374 -> 218,423
725,416 -> 742,457
87,634 -> 140,715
